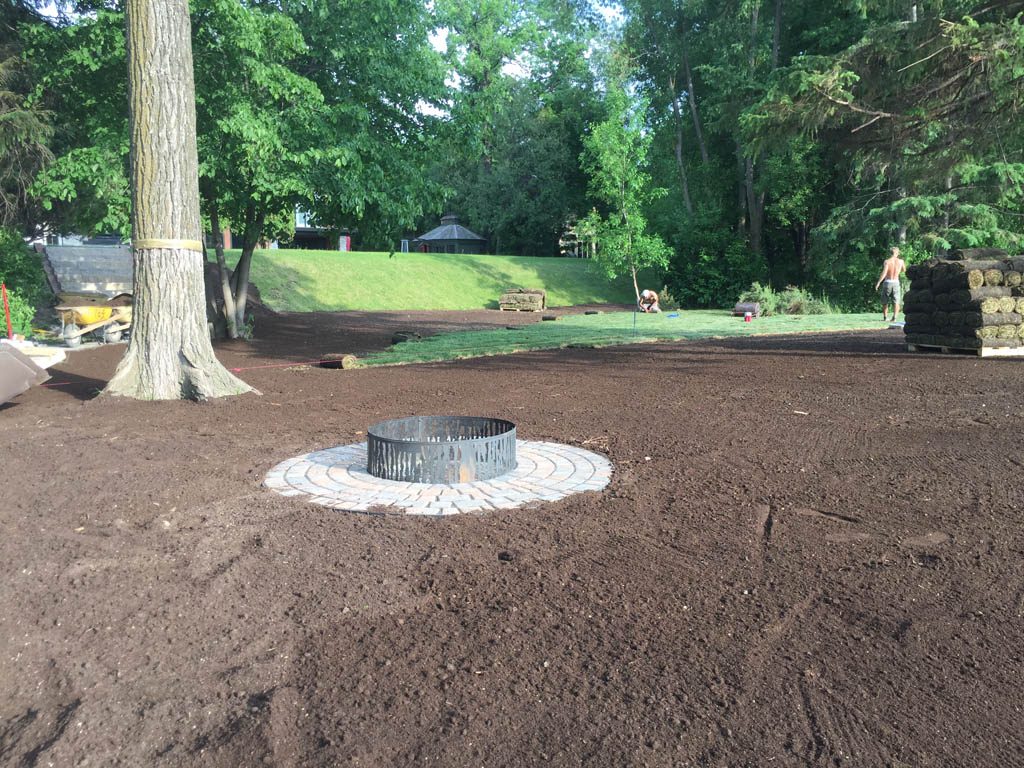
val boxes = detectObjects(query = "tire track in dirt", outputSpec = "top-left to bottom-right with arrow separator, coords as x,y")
756,503 -> 775,548
1014,581 -> 1024,619
796,671 -> 897,767
789,416 -> 871,469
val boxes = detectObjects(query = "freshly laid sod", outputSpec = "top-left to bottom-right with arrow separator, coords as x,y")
242,249 -> 644,311
355,310 -> 889,367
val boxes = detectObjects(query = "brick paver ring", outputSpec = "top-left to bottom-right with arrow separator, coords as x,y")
264,440 -> 613,515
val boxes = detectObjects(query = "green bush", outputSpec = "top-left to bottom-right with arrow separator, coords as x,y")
657,284 -> 680,311
2,288 -> 36,336
737,281 -> 780,314
738,282 -> 835,316
0,228 -> 46,336
664,226 -> 768,308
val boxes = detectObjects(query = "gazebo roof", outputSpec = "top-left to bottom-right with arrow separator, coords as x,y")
416,214 -> 485,242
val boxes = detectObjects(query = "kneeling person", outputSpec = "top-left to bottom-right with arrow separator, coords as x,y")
639,289 -> 661,313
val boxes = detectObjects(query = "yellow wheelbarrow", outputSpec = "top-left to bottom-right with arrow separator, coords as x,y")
56,293 -> 133,347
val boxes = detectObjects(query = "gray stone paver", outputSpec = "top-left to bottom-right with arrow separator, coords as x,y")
264,440 -> 612,515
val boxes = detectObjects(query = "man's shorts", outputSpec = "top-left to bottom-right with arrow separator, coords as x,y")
880,279 -> 901,304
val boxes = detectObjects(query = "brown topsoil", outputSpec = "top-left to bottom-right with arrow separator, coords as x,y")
2,307 -> 1024,767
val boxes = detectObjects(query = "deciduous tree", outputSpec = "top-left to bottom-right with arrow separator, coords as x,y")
104,0 -> 251,399
581,56 -> 670,301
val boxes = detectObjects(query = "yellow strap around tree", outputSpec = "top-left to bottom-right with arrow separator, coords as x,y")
133,238 -> 204,252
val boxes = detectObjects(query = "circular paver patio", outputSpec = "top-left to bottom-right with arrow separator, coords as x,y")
264,440 -> 612,515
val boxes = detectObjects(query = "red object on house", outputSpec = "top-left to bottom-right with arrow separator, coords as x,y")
2,283 -> 11,339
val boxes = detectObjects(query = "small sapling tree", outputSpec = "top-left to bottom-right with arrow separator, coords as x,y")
580,57 -> 670,303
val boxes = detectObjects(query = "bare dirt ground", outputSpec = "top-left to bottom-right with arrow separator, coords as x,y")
2,309 -> 1023,767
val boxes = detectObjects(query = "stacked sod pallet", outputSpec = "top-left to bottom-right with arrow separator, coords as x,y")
905,249 -> 1024,351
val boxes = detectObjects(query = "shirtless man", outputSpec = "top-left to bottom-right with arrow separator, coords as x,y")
874,246 -> 906,322
638,289 -> 661,313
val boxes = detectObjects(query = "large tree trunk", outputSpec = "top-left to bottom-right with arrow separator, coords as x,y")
793,221 -> 809,276
231,210 -> 264,334
742,2 -> 766,257
744,155 -> 763,255
668,75 -> 695,216
772,0 -> 783,69
207,199 -> 238,339
735,141 -> 747,234
105,0 -> 251,400
682,40 -> 709,165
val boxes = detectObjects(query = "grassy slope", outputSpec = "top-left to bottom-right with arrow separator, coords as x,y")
242,249 -> 644,311
356,310 -> 889,367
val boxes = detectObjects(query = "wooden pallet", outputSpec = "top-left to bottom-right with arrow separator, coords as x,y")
907,342 -> 1024,358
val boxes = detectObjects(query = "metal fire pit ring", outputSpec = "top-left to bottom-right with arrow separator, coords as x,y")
366,415 -> 517,484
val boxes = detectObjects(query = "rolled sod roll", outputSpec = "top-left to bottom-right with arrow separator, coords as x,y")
983,313 -> 1022,326
997,296 -> 1017,313
1007,257 -> 1024,272
933,311 -> 950,328
935,293 -> 955,310
950,247 -> 1008,260
937,334 -> 981,349
1017,324 -> 1024,339
997,324 -> 1019,339
905,301 -> 937,313
907,264 -> 930,280
1004,271 -> 1023,288
911,275 -> 931,289
950,287 -> 1012,305
904,288 -> 933,304
984,269 -> 1005,286
904,311 -> 934,326
930,263 -> 980,291
933,272 -> 984,291
1016,298 -> 1024,314
952,259 -> 1009,271
974,326 -> 998,339
980,297 -> 1003,314
983,338 -> 1024,348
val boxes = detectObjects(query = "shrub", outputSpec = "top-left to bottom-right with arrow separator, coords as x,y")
2,288 -> 36,336
664,227 -> 768,308
657,284 -> 680,311
738,282 -> 835,316
738,281 -> 780,315
0,228 -> 46,336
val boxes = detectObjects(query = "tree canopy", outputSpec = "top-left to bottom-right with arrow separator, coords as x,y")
3,0 -> 1023,312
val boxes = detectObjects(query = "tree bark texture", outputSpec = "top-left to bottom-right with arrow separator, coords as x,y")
105,0 -> 252,400
741,3 -> 766,257
682,41 -> 709,165
208,200 -> 238,339
744,154 -> 764,256
772,0 -> 783,69
735,141 -> 747,234
668,75 -> 695,216
231,210 -> 265,333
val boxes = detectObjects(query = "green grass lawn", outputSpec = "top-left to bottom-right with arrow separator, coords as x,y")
241,249 -> 646,311
354,310 -> 889,367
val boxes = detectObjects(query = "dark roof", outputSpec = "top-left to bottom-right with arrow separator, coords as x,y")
416,215 -> 485,242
